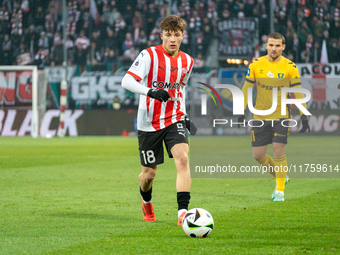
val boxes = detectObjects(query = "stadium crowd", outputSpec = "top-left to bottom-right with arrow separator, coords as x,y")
0,0 -> 339,69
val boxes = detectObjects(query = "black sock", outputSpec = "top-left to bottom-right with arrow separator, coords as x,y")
140,187 -> 152,202
177,192 -> 190,210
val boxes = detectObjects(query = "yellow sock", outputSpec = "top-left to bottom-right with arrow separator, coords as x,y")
274,155 -> 288,191
257,154 -> 275,179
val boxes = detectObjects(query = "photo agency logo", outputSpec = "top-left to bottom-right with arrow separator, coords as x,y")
197,83 -> 312,128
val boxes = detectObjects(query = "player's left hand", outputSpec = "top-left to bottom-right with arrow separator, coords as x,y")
299,114 -> 310,133
185,116 -> 197,135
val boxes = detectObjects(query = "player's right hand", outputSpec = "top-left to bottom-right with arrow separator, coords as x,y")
299,114 -> 310,133
147,89 -> 170,102
237,115 -> 245,128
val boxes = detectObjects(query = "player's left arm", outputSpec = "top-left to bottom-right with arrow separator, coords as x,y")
290,66 -> 310,133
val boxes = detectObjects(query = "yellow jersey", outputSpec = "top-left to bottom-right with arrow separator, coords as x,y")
242,55 -> 306,120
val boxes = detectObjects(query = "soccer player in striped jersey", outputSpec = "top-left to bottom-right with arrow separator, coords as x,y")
241,32 -> 310,202
121,15 -> 195,224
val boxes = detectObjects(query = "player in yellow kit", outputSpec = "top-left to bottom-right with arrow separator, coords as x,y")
240,32 -> 310,202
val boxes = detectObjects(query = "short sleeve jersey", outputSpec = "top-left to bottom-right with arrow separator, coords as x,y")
127,45 -> 194,131
245,55 -> 301,120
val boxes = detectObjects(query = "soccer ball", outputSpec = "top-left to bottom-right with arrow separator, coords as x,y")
182,208 -> 214,238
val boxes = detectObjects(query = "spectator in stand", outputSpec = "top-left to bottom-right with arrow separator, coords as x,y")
272,17 -> 280,35
38,31 -> 49,50
90,30 -> 103,57
243,0 -> 255,17
182,0 -> 191,20
115,14 -> 126,55
124,5 -> 134,33
24,25 -> 38,57
33,0 -> 49,12
135,29 -> 148,51
66,16 -> 77,36
313,40 -> 321,62
122,45 -> 138,65
103,28 -> 116,50
278,11 -> 287,34
189,11 -> 202,57
11,30 -> 22,53
13,42 -> 27,64
103,6 -> 115,27
35,6 -> 45,29
313,1 -> 324,21
146,2 -> 158,35
330,21 -> 340,42
75,30 -> 90,51
285,20 -> 296,56
0,5 -> 9,35
1,0 -> 12,13
180,27 -> 189,53
136,0 -> 148,16
201,17 -> 212,32
45,13 -> 55,36
292,32 -> 300,62
96,16 -> 109,41
194,53 -> 205,69
103,48 -> 117,65
323,12 -> 332,33
65,35 -> 75,61
2,34 -> 11,64
111,7 -> 121,25
259,34 -> 267,56
286,20 -> 296,37
207,0 -> 218,21
122,32 -> 134,52
196,31 -> 204,56
329,39 -> 340,63
53,39 -> 64,66
132,11 -> 143,44
48,0 -> 60,25
11,2 -> 24,36
89,38 -> 100,64
221,2 -> 231,19
159,2 -> 169,18
78,11 -> 94,37
102,46 -> 110,64
149,25 -> 161,44
34,46 -> 49,69
73,43 -> 87,65
298,20 -> 312,47
176,5 -> 186,19
334,2 -> 340,23
323,30 -> 329,46
312,17 -> 323,45
302,33 -> 314,63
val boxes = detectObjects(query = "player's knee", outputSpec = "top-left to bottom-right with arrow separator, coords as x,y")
144,171 -> 156,183
141,167 -> 156,183
176,153 -> 189,169
253,153 -> 265,162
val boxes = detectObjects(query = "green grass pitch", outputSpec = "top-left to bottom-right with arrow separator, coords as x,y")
0,136 -> 339,255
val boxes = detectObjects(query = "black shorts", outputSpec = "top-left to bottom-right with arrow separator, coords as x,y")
138,121 -> 189,167
251,119 -> 289,147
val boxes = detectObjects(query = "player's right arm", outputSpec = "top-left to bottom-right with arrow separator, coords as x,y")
121,50 -> 170,102
242,62 -> 256,110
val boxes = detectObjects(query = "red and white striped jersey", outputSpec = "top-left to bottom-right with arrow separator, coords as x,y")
127,45 -> 194,132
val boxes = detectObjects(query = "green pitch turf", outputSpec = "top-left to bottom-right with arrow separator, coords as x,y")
0,136 -> 339,255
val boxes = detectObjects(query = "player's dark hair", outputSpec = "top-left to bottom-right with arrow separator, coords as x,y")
160,15 -> 185,33
267,32 -> 285,44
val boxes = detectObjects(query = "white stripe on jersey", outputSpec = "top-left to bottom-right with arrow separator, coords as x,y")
159,55 -> 171,129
